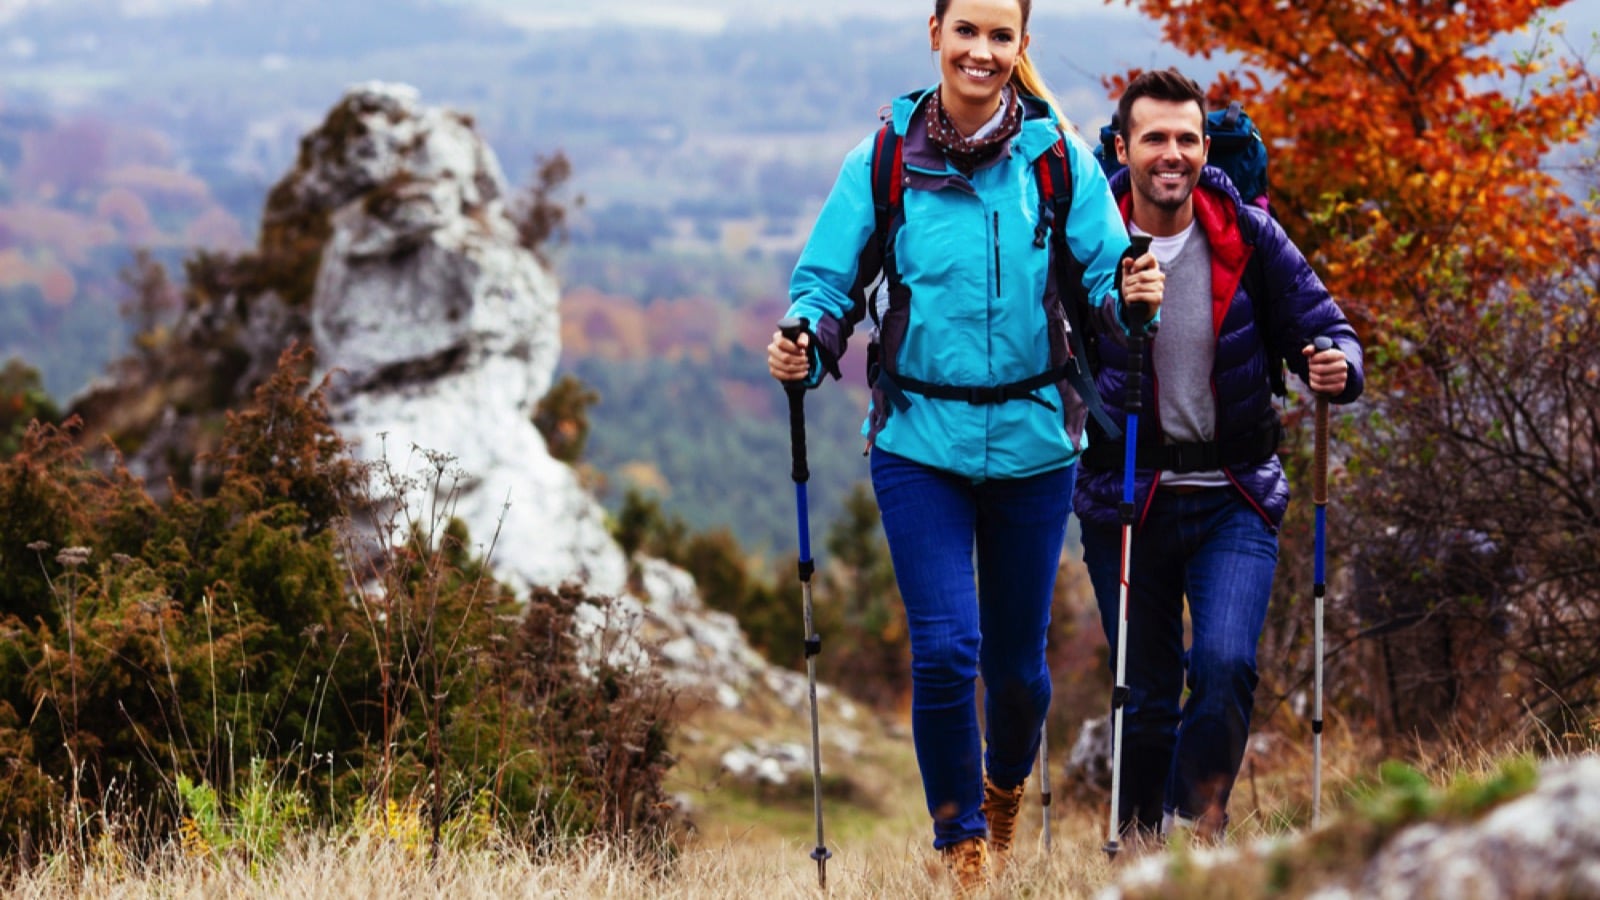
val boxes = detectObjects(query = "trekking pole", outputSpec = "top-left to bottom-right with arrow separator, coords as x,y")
1311,335 -> 1332,827
1039,722 -> 1052,850
1104,236 -> 1154,861
778,316 -> 832,889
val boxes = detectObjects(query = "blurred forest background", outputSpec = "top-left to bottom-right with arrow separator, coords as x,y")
0,0 -> 1218,552
7,0 -> 1593,552
5,0 -> 1600,743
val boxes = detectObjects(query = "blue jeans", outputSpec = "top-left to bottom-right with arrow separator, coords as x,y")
871,447 -> 1075,849
1080,486 -> 1278,833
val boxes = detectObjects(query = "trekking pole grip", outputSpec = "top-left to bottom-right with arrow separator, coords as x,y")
1120,235 -> 1154,416
778,317 -> 810,485
1124,235 -> 1157,337
1312,336 -> 1332,506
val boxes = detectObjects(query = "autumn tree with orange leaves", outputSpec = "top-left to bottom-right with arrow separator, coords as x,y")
1113,0 -> 1600,744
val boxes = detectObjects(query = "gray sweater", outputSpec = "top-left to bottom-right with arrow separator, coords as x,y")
1148,225 -> 1229,488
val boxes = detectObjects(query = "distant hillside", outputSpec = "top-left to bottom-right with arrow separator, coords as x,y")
2,0 -> 511,57
9,2 -> 1592,546
0,8 -> 1184,401
0,112 -> 249,399
0,0 -> 1400,543
558,285 -> 873,553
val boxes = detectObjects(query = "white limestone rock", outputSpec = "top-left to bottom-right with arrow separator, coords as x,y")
1355,756 -> 1600,899
1066,713 -> 1113,792
720,740 -> 811,788
1099,756 -> 1600,899
272,82 -> 843,719
294,81 -> 622,596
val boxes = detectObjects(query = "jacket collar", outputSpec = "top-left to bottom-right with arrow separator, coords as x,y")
1111,166 -> 1252,271
891,85 -> 1063,174
1193,170 -> 1251,275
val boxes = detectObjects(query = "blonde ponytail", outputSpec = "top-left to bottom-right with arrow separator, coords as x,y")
1011,50 -> 1074,135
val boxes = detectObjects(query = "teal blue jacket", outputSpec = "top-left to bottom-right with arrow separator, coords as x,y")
786,87 -> 1130,481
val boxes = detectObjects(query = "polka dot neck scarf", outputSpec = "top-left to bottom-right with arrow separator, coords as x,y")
925,85 -> 1022,175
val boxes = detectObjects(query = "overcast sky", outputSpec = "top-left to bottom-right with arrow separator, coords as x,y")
472,0 -> 1139,32
5,0 -> 1590,35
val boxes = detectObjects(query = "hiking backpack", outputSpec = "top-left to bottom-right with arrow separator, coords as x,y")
1202,102 -> 1270,212
1091,100 -> 1289,396
865,122 -> 1120,438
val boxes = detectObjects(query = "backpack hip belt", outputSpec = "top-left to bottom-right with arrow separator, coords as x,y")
877,364 -> 1066,412
1081,416 -> 1282,473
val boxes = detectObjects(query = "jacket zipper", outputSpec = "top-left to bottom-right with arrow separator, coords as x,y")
993,211 -> 1002,297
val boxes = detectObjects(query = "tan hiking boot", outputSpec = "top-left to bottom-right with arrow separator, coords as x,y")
939,835 -> 990,894
982,776 -> 1027,867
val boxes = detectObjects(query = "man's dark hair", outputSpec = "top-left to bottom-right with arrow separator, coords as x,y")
1116,67 -> 1207,139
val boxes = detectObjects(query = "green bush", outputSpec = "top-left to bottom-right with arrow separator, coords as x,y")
0,347 -> 678,861
0,360 -> 61,459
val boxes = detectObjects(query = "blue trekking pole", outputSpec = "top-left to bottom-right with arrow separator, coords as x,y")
1104,236 -> 1153,861
777,316 -> 832,889
1311,335 -> 1333,826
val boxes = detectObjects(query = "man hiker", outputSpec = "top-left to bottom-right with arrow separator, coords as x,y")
1074,67 -> 1365,843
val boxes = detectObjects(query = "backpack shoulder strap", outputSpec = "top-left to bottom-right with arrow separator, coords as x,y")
1036,134 -> 1075,243
1035,136 -> 1073,224
1237,207 -> 1287,398
863,122 -> 908,407
870,122 -> 903,234
1035,137 -> 1121,439
865,122 -> 905,331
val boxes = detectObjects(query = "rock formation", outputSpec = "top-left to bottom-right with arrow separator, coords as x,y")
1100,756 -> 1600,900
70,82 -> 853,729
287,81 -> 626,596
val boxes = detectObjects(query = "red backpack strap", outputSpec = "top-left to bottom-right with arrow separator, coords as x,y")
865,121 -> 908,408
1032,138 -> 1071,247
870,122 -> 904,224
1038,138 -> 1070,206
867,121 -> 905,323
1034,137 -> 1122,439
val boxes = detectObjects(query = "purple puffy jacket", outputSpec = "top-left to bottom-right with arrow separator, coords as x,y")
1073,167 -> 1365,530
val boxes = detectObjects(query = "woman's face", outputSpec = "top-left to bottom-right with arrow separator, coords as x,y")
930,0 -> 1028,117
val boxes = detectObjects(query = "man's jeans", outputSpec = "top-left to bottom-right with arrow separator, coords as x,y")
871,447 -> 1075,849
1080,486 -> 1278,833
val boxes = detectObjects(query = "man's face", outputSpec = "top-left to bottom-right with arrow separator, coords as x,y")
1116,96 -> 1209,214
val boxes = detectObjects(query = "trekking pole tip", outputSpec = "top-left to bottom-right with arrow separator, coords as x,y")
1103,839 -> 1121,861
811,845 -> 832,889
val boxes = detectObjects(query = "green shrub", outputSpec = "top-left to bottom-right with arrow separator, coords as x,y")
0,347 -> 678,862
0,360 -> 61,459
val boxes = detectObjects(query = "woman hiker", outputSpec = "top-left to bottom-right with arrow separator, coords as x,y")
766,0 -> 1162,889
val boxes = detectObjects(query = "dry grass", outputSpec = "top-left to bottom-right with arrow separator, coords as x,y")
0,745 -> 1569,900
0,705 -> 1334,899
3,813 -> 1131,899
0,687 -> 1129,898
10,683 -> 1586,898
